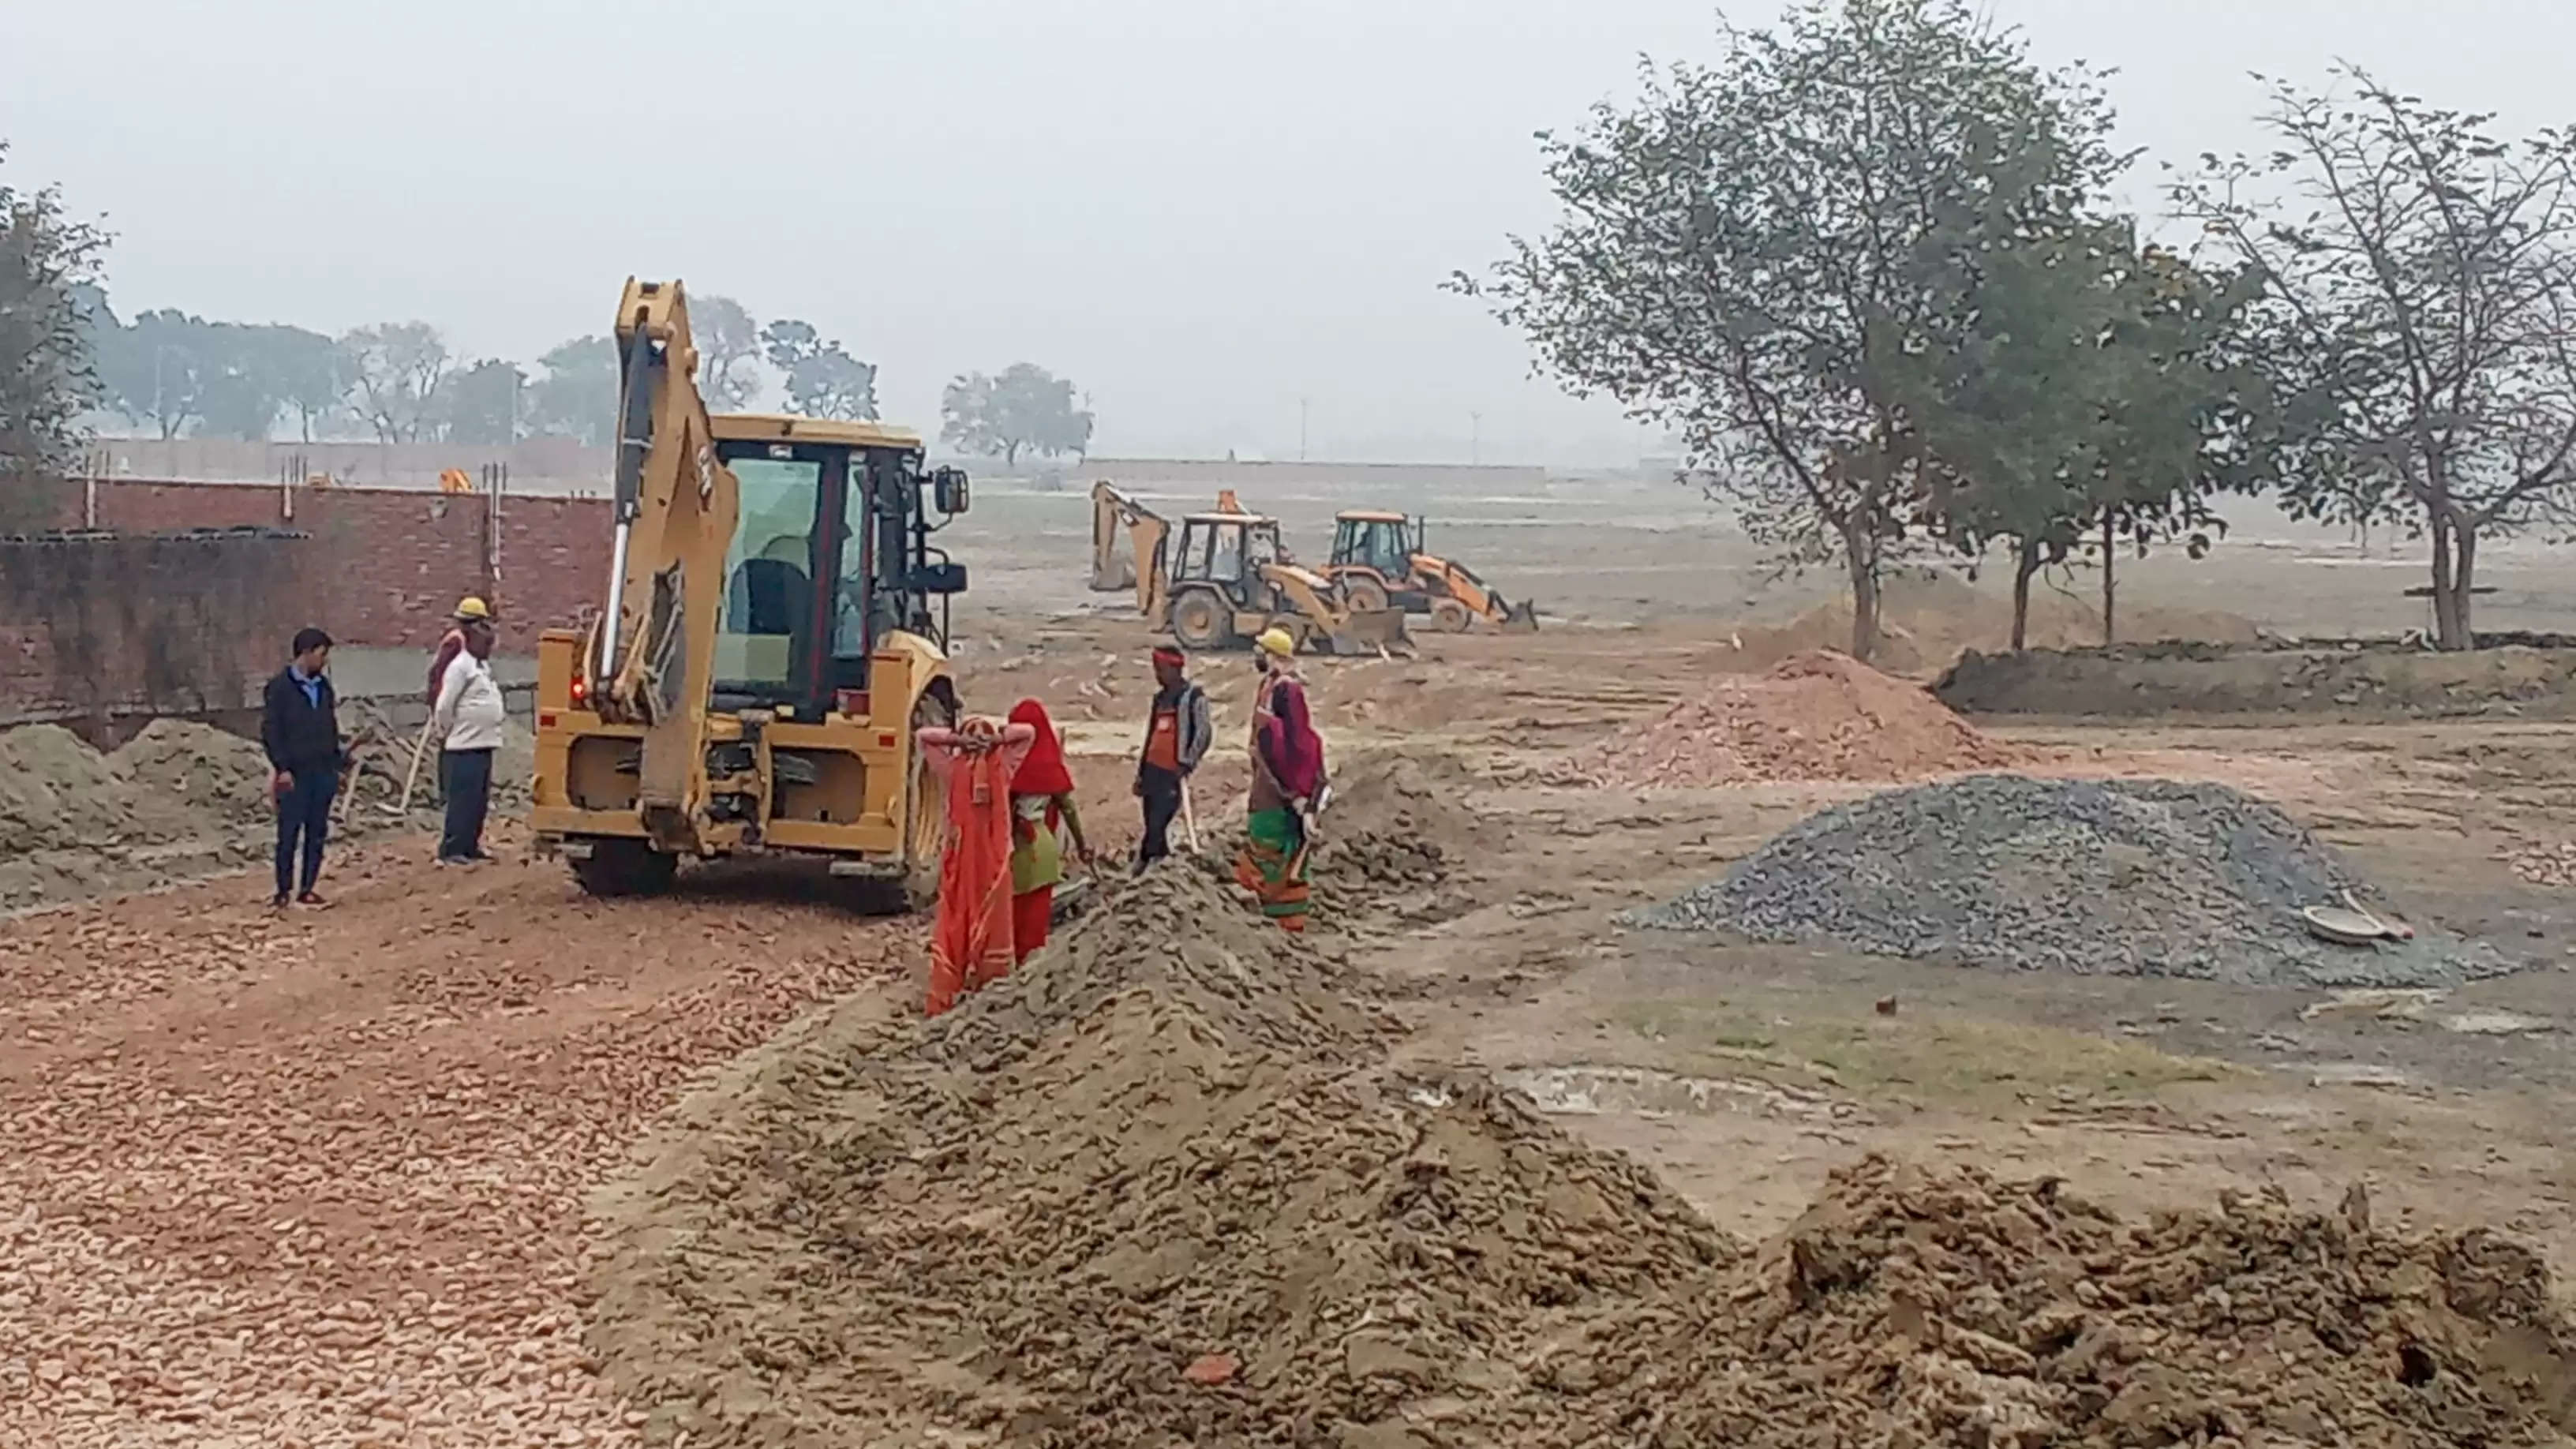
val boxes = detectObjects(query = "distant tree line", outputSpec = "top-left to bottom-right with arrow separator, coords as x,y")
0,160 -> 1098,478
1459,0 -> 2576,652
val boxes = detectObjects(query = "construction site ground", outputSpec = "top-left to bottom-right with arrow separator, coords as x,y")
7,528 -> 2576,1443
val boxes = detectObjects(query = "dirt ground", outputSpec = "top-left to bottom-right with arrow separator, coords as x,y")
4,506 -> 2576,1445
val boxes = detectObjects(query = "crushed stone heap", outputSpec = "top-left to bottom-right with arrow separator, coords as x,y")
1629,773 -> 2513,988
1566,650 -> 2020,788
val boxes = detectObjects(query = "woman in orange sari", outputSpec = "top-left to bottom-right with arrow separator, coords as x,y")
915,715 -> 1033,1017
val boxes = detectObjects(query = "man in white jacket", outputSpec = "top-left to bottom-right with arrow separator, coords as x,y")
430,612 -> 507,865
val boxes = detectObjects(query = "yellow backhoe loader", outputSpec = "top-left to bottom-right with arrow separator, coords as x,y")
529,278 -> 972,901
1088,480 -> 1406,653
1324,509 -> 1540,633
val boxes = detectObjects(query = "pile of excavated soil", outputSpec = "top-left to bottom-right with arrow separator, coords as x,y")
590,858 -> 2576,1447
586,858 -> 1737,1449
0,724 -> 210,855
1453,1155 -> 2576,1448
1312,750 -> 1485,897
1567,650 -> 2020,789
110,718 -> 277,829
1631,774 -> 2513,988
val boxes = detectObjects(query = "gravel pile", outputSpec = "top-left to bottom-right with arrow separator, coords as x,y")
1629,773 -> 2514,988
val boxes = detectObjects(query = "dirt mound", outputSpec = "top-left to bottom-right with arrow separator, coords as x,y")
2505,839 -> 2576,889
586,859 -> 1735,1449
1488,1155 -> 2576,1448
1309,751 -> 1483,897
1567,650 -> 2020,788
109,718 -> 275,829
0,724 -> 211,858
1631,774 -> 2512,988
1735,568 -> 2260,676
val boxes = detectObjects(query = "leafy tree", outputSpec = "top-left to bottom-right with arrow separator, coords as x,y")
0,144 -> 109,481
693,293 -> 763,410
340,321 -> 451,443
432,358 -> 526,445
95,308 -> 216,440
259,324 -> 352,443
941,362 -> 1095,466
1452,0 -> 2121,661
2171,66 -> 2576,649
194,322 -> 287,441
759,318 -> 878,421
1890,202 -> 2275,648
524,335 -> 617,445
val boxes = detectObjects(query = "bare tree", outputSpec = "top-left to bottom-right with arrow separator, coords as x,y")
341,321 -> 451,444
2172,66 -> 2576,648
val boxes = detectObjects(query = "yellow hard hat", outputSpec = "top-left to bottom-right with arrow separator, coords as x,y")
454,596 -> 491,621
1255,627 -> 1296,658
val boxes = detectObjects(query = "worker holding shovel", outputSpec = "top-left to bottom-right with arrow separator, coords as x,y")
1133,645 -> 1211,874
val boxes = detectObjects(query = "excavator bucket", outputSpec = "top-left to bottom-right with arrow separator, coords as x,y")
1500,597 -> 1541,633
1322,606 -> 1412,656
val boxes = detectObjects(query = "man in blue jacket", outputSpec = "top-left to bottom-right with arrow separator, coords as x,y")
261,627 -> 342,908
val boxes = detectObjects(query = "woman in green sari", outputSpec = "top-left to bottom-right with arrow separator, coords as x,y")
1236,628 -> 1324,931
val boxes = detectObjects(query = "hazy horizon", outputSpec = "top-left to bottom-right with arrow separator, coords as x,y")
8,0 -> 2569,465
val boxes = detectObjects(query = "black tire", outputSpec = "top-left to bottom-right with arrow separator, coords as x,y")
1172,589 -> 1231,650
1342,577 -> 1391,615
900,687 -> 955,913
1431,598 -> 1475,633
571,838 -> 677,897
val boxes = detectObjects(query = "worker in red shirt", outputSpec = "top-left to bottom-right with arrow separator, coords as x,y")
427,597 -> 492,704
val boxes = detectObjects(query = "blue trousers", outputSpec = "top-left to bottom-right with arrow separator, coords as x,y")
275,767 -> 336,898
440,748 -> 494,861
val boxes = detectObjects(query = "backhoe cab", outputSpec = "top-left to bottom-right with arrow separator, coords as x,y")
1327,508 -> 1539,634
530,279 -> 971,902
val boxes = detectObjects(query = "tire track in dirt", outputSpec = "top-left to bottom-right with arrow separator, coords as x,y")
0,833 -> 917,1448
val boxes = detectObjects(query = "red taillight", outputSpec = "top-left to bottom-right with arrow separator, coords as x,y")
570,678 -> 588,705
538,713 -> 557,728
835,688 -> 871,718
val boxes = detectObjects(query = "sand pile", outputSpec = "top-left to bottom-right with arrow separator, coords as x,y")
0,724 -> 210,856
585,859 -> 1735,1449
1462,1155 -> 2576,1448
2503,839 -> 2576,889
1567,650 -> 2019,789
110,718 -> 277,829
1631,774 -> 2512,988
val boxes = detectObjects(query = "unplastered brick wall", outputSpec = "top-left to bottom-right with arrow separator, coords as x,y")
0,530 -> 313,724
50,480 -> 613,650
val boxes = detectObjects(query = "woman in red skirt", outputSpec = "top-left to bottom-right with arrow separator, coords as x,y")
1005,698 -> 1090,962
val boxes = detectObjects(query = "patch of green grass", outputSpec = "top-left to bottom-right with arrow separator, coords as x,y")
1601,997 -> 2238,1113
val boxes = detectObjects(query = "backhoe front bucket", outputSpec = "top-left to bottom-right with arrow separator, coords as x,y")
1500,597 -> 1541,633
1322,607 -> 1412,656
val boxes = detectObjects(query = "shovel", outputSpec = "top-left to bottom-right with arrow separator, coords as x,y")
1180,781 -> 1202,853
382,717 -> 436,816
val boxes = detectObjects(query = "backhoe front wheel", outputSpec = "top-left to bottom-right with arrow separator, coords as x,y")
1171,590 -> 1231,650
571,838 -> 677,898
1430,598 -> 1475,633
1342,578 -> 1391,615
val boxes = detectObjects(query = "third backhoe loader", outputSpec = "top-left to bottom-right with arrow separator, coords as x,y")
530,278 -> 972,902
1089,479 -> 1406,653
1324,509 -> 1540,633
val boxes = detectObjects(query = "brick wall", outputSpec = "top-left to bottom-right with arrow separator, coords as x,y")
0,529 -> 314,724
32,479 -> 614,651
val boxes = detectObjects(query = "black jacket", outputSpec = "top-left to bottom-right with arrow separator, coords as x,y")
261,668 -> 342,774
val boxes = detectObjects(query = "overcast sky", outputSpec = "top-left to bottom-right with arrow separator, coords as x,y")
5,0 -> 2566,463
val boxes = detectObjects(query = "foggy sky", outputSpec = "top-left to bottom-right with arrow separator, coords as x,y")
5,0 -> 2567,464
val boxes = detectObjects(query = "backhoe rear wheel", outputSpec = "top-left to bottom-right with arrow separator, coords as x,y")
1171,589 -> 1231,650
571,838 -> 677,898
1342,577 -> 1391,615
1430,598 -> 1475,633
